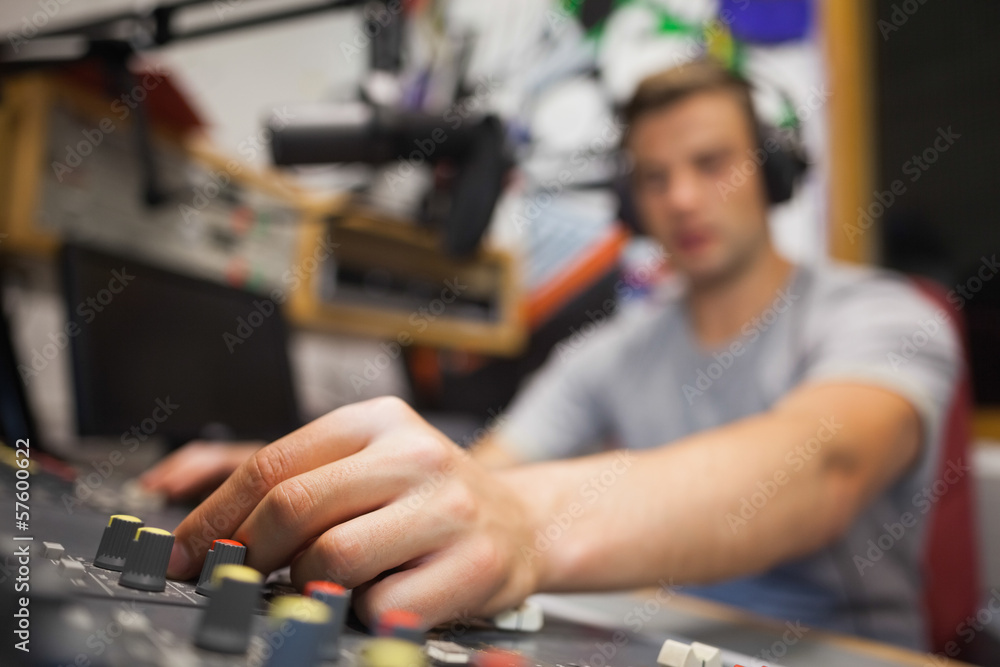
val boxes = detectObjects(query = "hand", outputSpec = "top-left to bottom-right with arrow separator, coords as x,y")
165,397 -> 541,627
139,441 -> 264,501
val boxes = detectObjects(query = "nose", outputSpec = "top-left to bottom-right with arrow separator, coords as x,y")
665,167 -> 702,215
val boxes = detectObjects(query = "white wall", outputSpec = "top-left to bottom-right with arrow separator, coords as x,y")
1,0 -> 364,165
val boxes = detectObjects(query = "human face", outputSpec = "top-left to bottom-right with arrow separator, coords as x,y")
627,90 -> 772,287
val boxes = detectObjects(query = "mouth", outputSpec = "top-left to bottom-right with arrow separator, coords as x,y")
673,229 -> 714,255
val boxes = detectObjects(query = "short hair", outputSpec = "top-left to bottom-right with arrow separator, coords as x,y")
622,58 -> 759,141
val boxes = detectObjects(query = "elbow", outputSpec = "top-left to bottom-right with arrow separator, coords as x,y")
813,472 -> 867,551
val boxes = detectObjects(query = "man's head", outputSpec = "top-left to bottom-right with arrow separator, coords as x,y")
623,59 -> 774,288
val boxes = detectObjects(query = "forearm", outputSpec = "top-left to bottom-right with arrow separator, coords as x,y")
498,411 -> 860,593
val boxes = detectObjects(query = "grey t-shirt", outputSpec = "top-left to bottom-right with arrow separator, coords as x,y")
500,261 -> 961,650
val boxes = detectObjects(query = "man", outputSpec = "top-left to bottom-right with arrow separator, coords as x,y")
146,59 -> 959,650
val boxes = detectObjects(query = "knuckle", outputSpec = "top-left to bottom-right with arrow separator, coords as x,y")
369,395 -> 416,422
406,434 -> 453,473
186,510 -> 226,555
468,538 -> 504,581
264,477 -> 315,527
244,447 -> 291,494
438,483 -> 478,524
317,528 -> 365,584
334,395 -> 415,428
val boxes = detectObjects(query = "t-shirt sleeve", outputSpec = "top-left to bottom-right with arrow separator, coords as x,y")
498,322 -> 621,463
802,274 -> 962,475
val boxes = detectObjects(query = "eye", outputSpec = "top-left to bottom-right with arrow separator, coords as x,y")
694,152 -> 728,175
634,169 -> 668,193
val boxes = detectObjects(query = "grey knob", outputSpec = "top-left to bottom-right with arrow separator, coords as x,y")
93,514 -> 144,571
193,564 -> 263,654
119,527 -> 174,592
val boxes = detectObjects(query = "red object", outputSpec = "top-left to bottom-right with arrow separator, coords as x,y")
211,539 -> 243,548
304,580 -> 346,597
376,609 -> 422,636
524,226 -> 630,329
58,60 -> 206,135
912,277 -> 981,653
473,650 -> 528,667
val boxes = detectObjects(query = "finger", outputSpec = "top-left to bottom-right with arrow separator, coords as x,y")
289,497 -> 461,590
139,442 -> 207,489
142,444 -> 250,500
232,445 -> 421,574
143,449 -> 215,496
168,397 -> 417,579
350,540 -> 508,629
153,459 -> 231,500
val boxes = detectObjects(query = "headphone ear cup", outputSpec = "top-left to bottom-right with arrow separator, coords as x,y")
759,123 -> 809,205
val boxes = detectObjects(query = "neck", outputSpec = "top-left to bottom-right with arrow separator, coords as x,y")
686,244 -> 793,348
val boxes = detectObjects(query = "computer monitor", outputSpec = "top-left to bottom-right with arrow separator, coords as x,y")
61,244 -> 301,447
0,303 -> 40,450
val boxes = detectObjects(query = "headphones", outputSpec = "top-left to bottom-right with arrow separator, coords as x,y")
616,69 -> 810,234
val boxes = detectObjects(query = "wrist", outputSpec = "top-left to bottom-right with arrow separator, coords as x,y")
495,464 -> 566,593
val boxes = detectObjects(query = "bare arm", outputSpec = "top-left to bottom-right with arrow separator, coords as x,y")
166,383 -> 920,625
504,381 -> 921,590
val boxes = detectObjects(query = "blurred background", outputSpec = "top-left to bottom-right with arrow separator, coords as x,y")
0,0 -> 998,652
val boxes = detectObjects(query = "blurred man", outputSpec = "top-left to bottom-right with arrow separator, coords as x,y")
144,59 -> 958,650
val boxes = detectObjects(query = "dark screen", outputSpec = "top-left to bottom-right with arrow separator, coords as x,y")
62,244 -> 300,445
0,305 -> 39,449
873,0 -> 1000,403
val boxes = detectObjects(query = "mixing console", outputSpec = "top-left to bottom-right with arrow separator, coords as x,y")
0,457 -> 772,667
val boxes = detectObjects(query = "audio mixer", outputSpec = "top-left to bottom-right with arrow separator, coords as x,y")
1,456 -> 773,667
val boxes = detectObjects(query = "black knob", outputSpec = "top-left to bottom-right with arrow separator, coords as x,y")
359,638 -> 428,667
193,564 -> 262,654
93,515 -> 144,571
376,609 -> 424,644
119,527 -> 174,592
304,581 -> 350,660
265,596 -> 331,667
195,539 -> 247,596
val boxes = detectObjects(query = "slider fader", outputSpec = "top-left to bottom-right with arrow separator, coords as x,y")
1,471 -> 748,667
